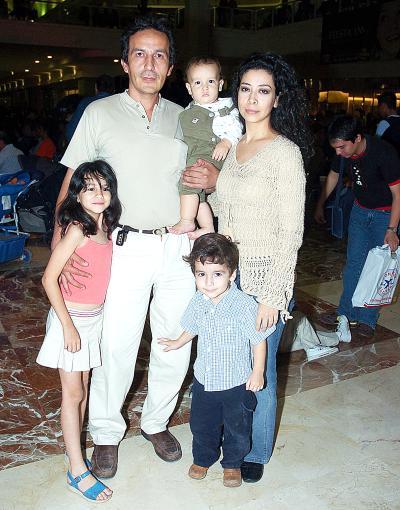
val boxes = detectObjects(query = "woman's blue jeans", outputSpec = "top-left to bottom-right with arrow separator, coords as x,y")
244,312 -> 289,464
338,202 -> 391,329
235,271 -> 293,464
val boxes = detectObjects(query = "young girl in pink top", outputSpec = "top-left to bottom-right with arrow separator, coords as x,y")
37,160 -> 121,503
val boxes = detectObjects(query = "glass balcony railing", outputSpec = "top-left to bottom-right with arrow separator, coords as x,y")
1,1 -> 381,30
211,1 -> 380,31
33,2 -> 184,28
0,1 -> 184,27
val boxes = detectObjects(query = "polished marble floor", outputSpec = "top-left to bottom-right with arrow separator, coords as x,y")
1,225 -> 400,508
2,366 -> 399,509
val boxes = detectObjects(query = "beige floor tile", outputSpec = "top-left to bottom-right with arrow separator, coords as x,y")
298,281 -> 343,306
2,366 -> 399,509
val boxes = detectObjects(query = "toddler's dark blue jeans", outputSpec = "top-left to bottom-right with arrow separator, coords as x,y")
190,378 -> 256,469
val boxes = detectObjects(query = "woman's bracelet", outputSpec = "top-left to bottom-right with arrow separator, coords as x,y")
386,227 -> 398,233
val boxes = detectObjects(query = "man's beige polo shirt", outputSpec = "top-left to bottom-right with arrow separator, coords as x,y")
61,91 -> 187,229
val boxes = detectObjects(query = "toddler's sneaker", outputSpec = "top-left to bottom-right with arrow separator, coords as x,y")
306,345 -> 338,362
335,315 -> 352,343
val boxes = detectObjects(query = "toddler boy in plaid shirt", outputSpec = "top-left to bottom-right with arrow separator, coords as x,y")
159,233 -> 275,487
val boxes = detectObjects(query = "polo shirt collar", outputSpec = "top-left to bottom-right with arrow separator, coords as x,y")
122,90 -> 165,114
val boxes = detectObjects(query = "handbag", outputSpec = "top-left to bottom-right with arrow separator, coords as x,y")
326,157 -> 346,239
352,245 -> 400,308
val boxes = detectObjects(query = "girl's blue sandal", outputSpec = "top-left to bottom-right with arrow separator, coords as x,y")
67,469 -> 111,503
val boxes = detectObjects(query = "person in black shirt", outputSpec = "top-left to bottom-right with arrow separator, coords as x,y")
315,115 -> 400,338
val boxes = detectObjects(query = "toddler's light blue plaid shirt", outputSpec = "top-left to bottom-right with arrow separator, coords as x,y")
181,282 -> 275,391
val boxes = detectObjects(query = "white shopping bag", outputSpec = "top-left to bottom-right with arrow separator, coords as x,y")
352,245 -> 400,308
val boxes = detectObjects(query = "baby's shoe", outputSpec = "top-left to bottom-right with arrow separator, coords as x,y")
335,315 -> 351,343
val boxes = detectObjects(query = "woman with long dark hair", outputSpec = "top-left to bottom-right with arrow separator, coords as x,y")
188,52 -> 311,482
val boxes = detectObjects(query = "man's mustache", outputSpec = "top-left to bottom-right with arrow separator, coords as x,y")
142,72 -> 158,79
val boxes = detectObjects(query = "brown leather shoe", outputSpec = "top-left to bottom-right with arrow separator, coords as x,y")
188,464 -> 208,480
141,429 -> 182,462
91,444 -> 118,479
223,468 -> 242,488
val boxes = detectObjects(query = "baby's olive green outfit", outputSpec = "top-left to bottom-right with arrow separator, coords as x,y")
179,102 -> 235,201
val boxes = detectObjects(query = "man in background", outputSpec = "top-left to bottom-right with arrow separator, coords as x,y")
0,131 -> 23,175
315,115 -> 400,340
66,74 -> 114,142
376,91 -> 400,156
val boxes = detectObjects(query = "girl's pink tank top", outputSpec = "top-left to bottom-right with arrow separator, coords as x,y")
61,237 -> 113,305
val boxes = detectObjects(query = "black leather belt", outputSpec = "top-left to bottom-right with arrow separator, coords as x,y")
116,224 -> 168,246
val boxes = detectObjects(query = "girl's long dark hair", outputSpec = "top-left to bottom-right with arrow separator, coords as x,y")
232,52 -> 313,164
58,160 -> 122,238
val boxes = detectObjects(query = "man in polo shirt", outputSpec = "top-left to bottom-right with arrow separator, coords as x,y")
314,115 -> 400,338
53,15 -> 195,478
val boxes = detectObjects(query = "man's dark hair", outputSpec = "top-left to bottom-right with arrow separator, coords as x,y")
328,115 -> 363,143
120,14 -> 176,65
378,92 -> 397,111
0,130 -> 11,145
183,233 -> 239,276
96,74 -> 114,94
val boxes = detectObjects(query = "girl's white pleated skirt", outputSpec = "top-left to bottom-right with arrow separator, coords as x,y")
36,307 -> 103,372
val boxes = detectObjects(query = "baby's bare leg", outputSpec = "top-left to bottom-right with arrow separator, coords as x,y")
188,202 -> 215,240
168,194 -> 198,234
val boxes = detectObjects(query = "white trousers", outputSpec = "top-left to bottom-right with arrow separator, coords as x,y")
89,231 -> 195,444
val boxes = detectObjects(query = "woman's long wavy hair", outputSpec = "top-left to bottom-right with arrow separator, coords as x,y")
232,52 -> 313,164
58,160 -> 122,239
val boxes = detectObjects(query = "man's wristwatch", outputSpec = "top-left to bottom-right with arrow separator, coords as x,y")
386,226 -> 398,233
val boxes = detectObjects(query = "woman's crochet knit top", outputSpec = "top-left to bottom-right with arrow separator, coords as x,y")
209,135 -> 306,312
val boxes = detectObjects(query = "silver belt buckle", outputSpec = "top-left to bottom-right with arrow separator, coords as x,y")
153,228 -> 164,235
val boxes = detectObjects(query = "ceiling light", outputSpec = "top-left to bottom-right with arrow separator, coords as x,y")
47,55 -> 53,59
113,59 -> 119,63
25,69 -> 30,72
11,71 -> 14,75
35,60 -> 40,64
